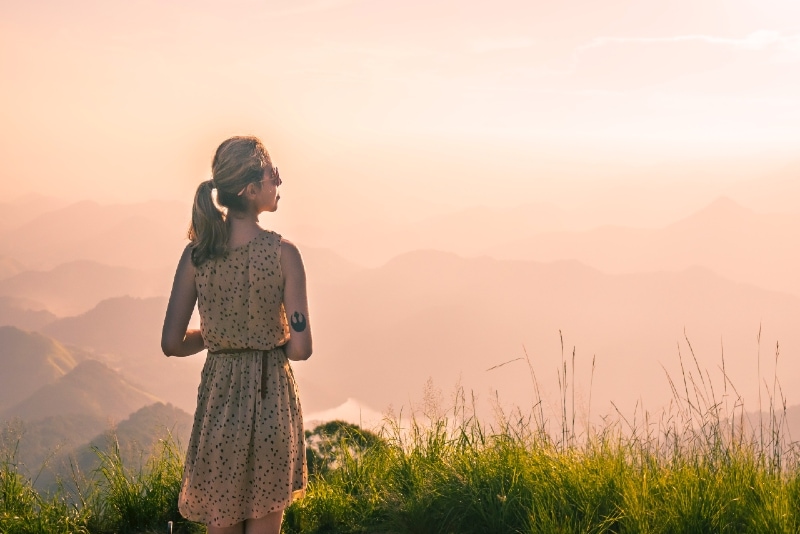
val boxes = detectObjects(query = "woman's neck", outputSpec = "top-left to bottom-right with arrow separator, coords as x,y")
227,207 -> 260,226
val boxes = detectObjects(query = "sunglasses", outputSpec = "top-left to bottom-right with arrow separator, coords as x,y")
237,167 -> 281,196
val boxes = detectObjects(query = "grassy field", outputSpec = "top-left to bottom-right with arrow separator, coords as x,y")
3,348 -> 800,533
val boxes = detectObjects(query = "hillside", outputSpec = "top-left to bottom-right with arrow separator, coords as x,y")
296,249 -> 800,420
0,326 -> 76,412
0,260 -> 171,316
0,199 -> 189,270
42,296 -> 168,356
21,402 -> 194,492
1,359 -> 161,422
40,295 -> 204,413
63,403 -> 192,494
0,255 -> 25,280
489,197 -> 800,297
1,413 -> 108,477
314,202 -> 572,266
0,296 -> 57,330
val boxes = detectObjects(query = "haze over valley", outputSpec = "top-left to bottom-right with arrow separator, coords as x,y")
1,188 -> 798,443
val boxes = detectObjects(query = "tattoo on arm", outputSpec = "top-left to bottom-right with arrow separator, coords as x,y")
290,311 -> 307,332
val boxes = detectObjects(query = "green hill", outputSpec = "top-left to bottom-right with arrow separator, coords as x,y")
36,402 -> 193,492
0,326 -> 76,412
1,413 -> 108,478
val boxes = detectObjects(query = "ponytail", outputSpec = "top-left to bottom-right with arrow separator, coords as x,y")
188,180 -> 228,266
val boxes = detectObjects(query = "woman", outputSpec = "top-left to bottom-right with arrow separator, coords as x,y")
161,136 -> 311,534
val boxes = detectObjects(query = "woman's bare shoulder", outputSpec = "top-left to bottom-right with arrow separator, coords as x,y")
279,238 -> 305,271
280,236 -> 300,254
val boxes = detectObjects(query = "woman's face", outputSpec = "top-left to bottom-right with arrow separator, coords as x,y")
257,166 -> 281,213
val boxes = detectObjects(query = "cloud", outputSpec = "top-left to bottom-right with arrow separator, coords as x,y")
471,37 -> 535,53
581,30 -> 800,61
268,0 -> 365,17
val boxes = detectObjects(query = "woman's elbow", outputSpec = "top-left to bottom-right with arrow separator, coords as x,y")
287,343 -> 313,361
161,337 -> 179,357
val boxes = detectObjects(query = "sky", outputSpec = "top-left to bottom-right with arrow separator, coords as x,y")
2,0 -> 800,223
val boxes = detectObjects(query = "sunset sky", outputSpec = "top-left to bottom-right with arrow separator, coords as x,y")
2,0 -> 799,223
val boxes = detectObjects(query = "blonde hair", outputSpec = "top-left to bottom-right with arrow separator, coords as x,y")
188,136 -> 271,266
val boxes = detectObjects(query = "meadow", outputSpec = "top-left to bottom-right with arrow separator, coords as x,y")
3,345 -> 800,534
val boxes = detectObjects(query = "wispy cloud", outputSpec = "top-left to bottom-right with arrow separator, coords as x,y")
267,0 -> 365,17
471,37 -> 535,53
581,30 -> 800,59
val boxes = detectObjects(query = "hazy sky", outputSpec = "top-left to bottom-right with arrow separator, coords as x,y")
2,0 -> 799,221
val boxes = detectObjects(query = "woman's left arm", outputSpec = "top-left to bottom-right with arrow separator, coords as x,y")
161,245 -> 205,357
281,239 -> 313,361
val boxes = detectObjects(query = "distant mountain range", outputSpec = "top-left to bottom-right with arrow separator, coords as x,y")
0,195 -> 797,433
2,359 -> 161,422
0,326 -> 76,412
0,256 -> 25,280
4,402 -> 193,493
488,197 -> 800,297
0,194 -> 69,235
42,296 -> 205,413
0,297 -> 57,332
0,327 -> 192,491
0,199 -> 189,271
0,261 -> 171,316
0,326 -> 168,423
301,248 -> 800,420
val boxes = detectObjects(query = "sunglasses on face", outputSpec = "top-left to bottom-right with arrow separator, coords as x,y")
237,167 -> 281,196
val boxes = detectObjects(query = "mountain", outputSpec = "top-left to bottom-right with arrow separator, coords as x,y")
41,295 -> 204,413
488,197 -> 800,297
0,296 -> 57,330
727,160 -> 800,215
18,402 -> 193,492
293,249 -> 800,421
306,202 -> 572,267
1,413 -> 109,479
67,402 -> 193,479
42,296 -> 168,356
0,199 -> 189,270
0,194 -> 69,234
301,245 -> 364,287
1,359 -> 161,421
0,256 -> 25,281
0,326 -> 76,412
0,261 -> 171,316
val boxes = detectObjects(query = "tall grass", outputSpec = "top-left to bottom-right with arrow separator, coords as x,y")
3,337 -> 800,533
285,338 -> 800,533
0,434 -> 202,534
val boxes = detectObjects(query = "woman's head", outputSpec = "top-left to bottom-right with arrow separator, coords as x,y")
212,136 -> 273,213
188,136 -> 279,266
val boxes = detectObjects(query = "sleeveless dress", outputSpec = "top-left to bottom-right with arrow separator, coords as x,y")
178,229 -> 306,527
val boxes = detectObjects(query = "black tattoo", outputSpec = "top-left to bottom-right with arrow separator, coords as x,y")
290,311 -> 307,332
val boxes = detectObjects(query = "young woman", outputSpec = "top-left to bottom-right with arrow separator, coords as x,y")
161,136 -> 311,534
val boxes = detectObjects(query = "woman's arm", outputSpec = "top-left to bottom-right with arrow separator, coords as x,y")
281,239 -> 313,361
161,246 -> 205,357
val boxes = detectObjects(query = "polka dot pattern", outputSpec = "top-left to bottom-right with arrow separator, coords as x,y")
178,230 -> 306,528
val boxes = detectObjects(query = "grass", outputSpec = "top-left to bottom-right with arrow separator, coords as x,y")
3,339 -> 800,533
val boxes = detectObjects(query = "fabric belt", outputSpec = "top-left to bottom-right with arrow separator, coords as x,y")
208,348 -> 270,400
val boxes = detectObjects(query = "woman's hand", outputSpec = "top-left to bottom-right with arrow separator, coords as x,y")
281,239 -> 313,361
161,246 -> 206,357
